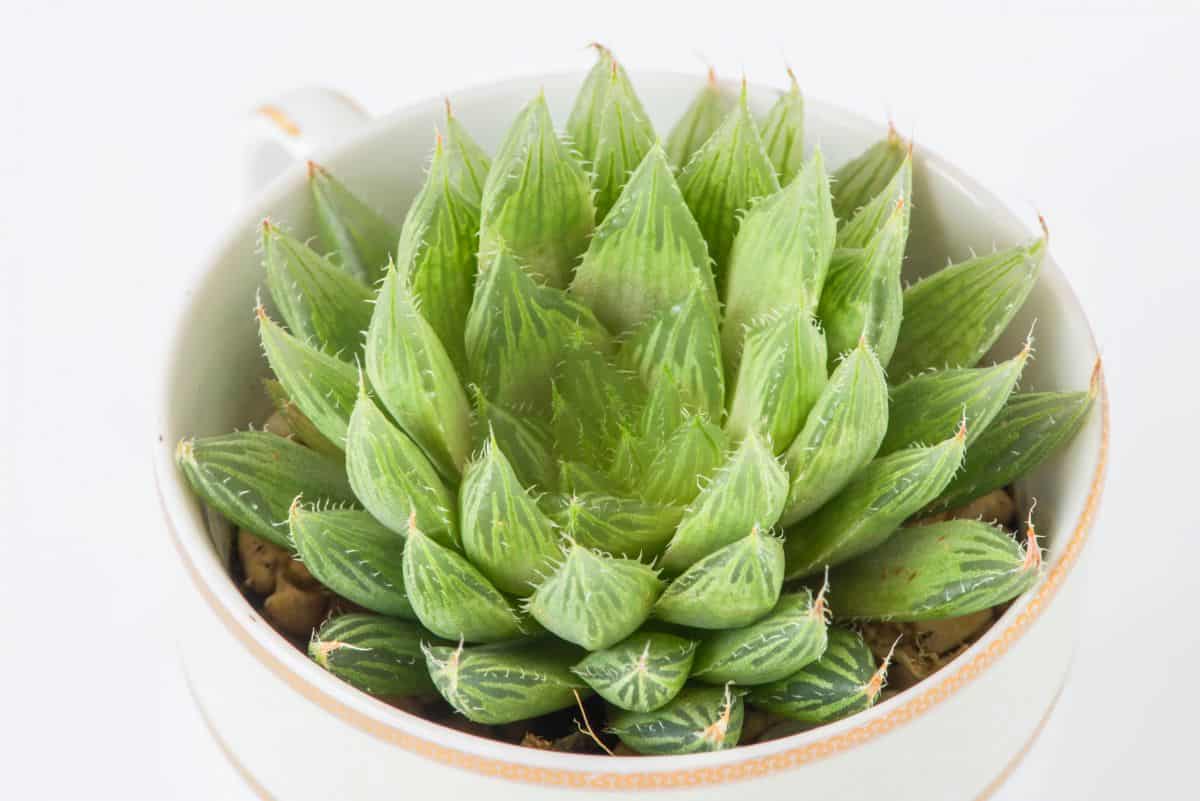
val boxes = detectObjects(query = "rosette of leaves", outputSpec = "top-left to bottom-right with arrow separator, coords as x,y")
177,49 -> 1094,755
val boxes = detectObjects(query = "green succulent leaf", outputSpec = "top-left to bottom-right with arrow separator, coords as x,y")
465,245 -> 610,415
654,526 -> 784,629
543,492 -> 683,559
263,378 -> 342,459
784,426 -> 967,578
289,505 -> 412,617
261,221 -> 374,358
550,343 -> 644,468
619,288 -> 724,421
559,459 -> 623,496
566,45 -> 615,161
573,145 -> 716,335
759,70 -> 805,184
402,522 -> 523,642
678,86 -> 781,287
528,540 -> 664,650
310,614 -> 442,697
661,431 -> 787,575
781,340 -> 889,525
748,626 -> 882,725
607,427 -> 649,491
836,150 -> 912,250
345,387 -> 458,547
308,162 -> 399,286
889,237 -> 1046,381
723,149 -> 836,368
831,519 -> 1042,621
819,196 -> 910,369
665,71 -> 737,167
470,390 -> 557,492
175,432 -> 354,549
641,415 -> 728,506
881,343 -> 1031,455
691,590 -> 828,685
572,632 -> 696,713
479,93 -> 594,288
927,381 -> 1096,514
589,59 -> 656,221
459,437 -> 562,596
636,365 -> 689,449
725,306 -> 828,452
258,307 -> 358,449
366,264 -> 472,479
608,685 -> 744,755
830,129 -> 910,226
441,101 -> 491,205
395,136 -> 481,374
424,639 -> 588,724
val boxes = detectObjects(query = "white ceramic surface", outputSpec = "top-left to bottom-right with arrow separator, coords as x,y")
152,71 -> 1108,800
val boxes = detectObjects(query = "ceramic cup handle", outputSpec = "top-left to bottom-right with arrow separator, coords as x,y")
245,88 -> 369,194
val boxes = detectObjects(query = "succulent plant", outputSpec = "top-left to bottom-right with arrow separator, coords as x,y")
177,48 -> 1095,756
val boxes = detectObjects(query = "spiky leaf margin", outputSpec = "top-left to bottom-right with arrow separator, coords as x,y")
290,505 -> 413,618
748,626 -> 882,726
889,236 -> 1045,380
175,432 -> 354,549
310,614 -> 442,697
345,386 -> 458,547
459,437 -> 561,596
527,542 -> 664,650
479,94 -> 594,288
608,685 -> 745,755
830,518 -> 1042,621
785,427 -> 966,578
308,162 -> 399,285
572,632 -> 696,713
654,526 -> 784,629
424,639 -> 589,724
366,264 -> 472,479
402,523 -> 523,643
781,340 -> 889,525
678,85 -> 780,288
691,589 -> 828,685
661,431 -> 787,575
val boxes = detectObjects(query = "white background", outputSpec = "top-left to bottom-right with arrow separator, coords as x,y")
2,2 -> 1198,798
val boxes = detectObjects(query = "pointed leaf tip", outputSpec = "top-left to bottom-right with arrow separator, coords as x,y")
1021,501 -> 1043,572
678,85 -> 780,284
288,493 -> 304,520
480,91 -> 594,286
864,637 -> 898,701
811,566 -> 830,621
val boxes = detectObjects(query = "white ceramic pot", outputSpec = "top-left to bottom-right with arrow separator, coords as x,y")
152,71 -> 1109,801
